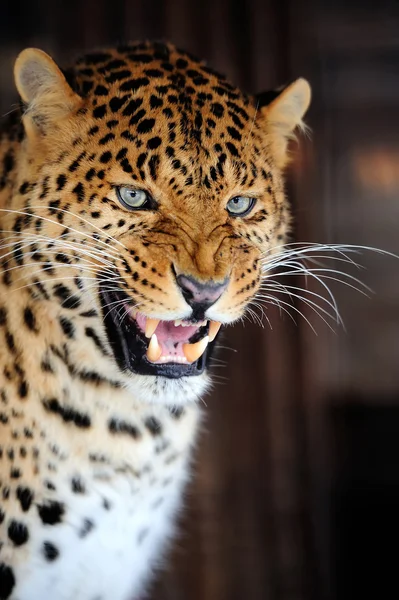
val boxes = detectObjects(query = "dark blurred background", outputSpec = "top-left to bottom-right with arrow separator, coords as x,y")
1,0 -> 399,598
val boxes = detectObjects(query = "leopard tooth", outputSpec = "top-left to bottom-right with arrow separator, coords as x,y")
183,336 -> 209,363
208,321 -> 222,342
145,318 -> 160,338
146,333 -> 162,362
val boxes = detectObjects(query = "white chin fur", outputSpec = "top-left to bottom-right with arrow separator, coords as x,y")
123,371 -> 211,405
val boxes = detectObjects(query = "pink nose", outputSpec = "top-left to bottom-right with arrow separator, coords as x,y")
176,274 -> 229,311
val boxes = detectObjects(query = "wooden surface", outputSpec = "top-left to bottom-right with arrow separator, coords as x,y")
1,1 -> 399,598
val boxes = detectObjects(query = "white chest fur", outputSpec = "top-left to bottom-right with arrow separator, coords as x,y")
8,400 -> 200,600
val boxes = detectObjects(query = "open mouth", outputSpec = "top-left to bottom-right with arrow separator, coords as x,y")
100,286 -> 222,379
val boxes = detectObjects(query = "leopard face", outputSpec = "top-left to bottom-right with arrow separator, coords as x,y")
2,41 -> 310,404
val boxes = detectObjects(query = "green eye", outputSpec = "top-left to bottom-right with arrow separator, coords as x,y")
117,187 -> 155,210
226,196 -> 256,217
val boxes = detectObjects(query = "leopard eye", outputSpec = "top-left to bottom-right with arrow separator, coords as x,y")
116,187 -> 155,210
226,196 -> 256,217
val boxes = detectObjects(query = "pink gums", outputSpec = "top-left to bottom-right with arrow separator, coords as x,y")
134,313 -> 201,361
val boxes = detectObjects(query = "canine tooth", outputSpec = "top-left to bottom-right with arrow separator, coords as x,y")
174,319 -> 182,327
146,334 -> 162,362
208,321 -> 221,342
183,336 -> 209,363
145,318 -> 160,338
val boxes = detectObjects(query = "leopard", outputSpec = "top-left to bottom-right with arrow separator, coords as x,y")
0,40 -> 310,600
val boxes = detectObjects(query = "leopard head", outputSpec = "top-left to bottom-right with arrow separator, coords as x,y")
8,42 -> 310,404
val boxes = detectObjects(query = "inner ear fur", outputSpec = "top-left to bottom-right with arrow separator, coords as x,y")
256,78 -> 311,168
14,48 -> 82,135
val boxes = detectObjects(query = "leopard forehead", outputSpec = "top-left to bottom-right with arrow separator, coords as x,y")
48,42 -> 271,198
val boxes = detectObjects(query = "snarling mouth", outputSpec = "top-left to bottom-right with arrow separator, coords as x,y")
100,286 -> 222,379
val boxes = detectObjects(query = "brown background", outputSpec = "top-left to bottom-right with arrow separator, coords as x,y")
1,1 -> 399,598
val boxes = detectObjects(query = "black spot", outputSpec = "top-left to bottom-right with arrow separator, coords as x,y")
8,519 -> 29,546
121,158 -> 133,174
68,151 -> 86,172
0,307 -> 6,325
37,500 -> 65,525
99,133 -> 115,145
72,182 -> 85,203
18,181 -> 30,194
226,142 -> 239,157
18,381 -> 28,399
227,126 -> 242,141
43,541 -> 59,561
109,96 -> 128,113
94,85 -> 108,96
88,125 -> 99,136
80,309 -> 98,318
147,136 -> 162,150
5,331 -> 16,354
108,418 -> 141,439
10,468 -> 21,479
211,102 -> 224,118
149,95 -> 163,109
102,497 -> 111,510
55,253 -> 71,265
56,174 -> 67,191
145,416 -> 162,436
0,563 -> 15,599
116,148 -> 128,161
53,284 -> 81,309
137,153 -> 147,169
99,151 -> 112,164
16,486 -> 34,512
79,518 -> 94,538
169,406 -> 185,419
41,356 -> 54,373
137,118 -> 155,134
71,477 -> 85,494
23,307 -> 37,332
59,317 -> 75,339
148,155 -> 160,180
42,398 -> 91,429
93,104 -> 107,119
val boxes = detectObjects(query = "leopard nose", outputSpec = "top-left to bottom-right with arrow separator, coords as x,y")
176,274 -> 229,311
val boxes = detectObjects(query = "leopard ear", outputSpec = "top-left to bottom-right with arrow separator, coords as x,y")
14,48 -> 82,136
256,78 -> 311,168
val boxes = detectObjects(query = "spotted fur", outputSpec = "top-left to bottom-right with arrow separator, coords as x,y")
0,41 -> 310,599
